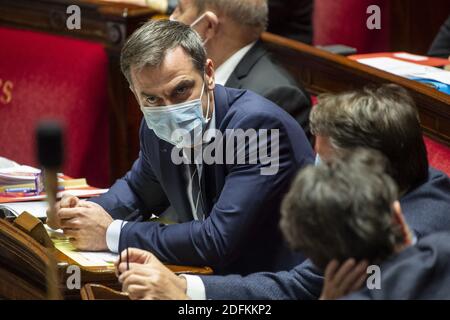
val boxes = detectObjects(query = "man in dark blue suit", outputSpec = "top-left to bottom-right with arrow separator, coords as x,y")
46,19 -> 313,275
114,84 -> 450,300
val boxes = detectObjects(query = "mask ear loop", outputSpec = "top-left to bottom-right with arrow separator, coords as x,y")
191,13 -> 210,45
202,77 -> 211,123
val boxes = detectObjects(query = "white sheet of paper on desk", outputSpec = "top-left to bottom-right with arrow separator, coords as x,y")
357,57 -> 450,85
46,226 -> 119,268
78,251 -> 118,264
0,157 -> 20,169
54,239 -> 118,268
0,200 -> 48,218
393,52 -> 428,61
58,188 -> 109,198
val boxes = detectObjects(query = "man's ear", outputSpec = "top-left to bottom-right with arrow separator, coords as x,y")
203,11 -> 219,39
204,58 -> 216,90
392,201 -> 412,245
194,11 -> 219,41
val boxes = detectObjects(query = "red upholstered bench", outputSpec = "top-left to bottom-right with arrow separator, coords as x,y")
0,27 -> 110,187
424,137 -> 450,176
313,0 -> 391,53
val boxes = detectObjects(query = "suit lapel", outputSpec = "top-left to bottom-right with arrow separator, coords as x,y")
225,41 -> 267,88
198,85 -> 234,217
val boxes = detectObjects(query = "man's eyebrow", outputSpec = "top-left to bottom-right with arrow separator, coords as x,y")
172,79 -> 195,90
140,79 -> 194,97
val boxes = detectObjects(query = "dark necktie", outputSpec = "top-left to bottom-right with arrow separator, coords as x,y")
188,162 -> 205,221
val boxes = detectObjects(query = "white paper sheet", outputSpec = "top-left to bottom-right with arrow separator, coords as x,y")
0,200 -> 48,218
357,57 -> 450,85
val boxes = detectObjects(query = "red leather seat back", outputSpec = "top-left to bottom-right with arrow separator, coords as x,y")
0,27 -> 110,187
313,0 -> 391,53
424,137 -> 450,176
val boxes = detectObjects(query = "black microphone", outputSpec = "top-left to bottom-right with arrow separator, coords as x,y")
36,120 -> 64,300
36,121 -> 64,229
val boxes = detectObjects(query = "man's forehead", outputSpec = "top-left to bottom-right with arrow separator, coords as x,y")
131,47 -> 199,90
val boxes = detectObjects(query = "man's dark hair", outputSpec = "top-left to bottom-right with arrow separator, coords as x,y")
120,20 -> 207,85
280,148 -> 405,270
310,84 -> 429,193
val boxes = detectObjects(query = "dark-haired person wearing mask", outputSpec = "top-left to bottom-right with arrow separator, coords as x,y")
170,0 -> 312,138
111,84 -> 450,300
46,20 -> 313,275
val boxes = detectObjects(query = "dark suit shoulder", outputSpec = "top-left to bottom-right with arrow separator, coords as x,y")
344,232 -> 450,300
239,52 -> 298,93
221,87 -> 303,130
399,167 -> 450,238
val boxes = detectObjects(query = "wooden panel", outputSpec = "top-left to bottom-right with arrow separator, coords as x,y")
261,32 -> 450,146
389,0 -> 450,54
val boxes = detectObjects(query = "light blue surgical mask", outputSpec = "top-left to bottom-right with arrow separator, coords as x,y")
314,154 -> 322,166
141,82 -> 211,148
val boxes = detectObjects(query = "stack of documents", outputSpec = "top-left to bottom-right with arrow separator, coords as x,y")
0,165 -> 41,186
356,57 -> 450,94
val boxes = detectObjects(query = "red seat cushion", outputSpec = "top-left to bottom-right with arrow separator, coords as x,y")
424,136 -> 450,176
0,27 -> 110,187
313,0 -> 391,53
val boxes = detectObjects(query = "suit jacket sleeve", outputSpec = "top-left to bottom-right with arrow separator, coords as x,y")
118,112 -> 309,268
90,121 -> 169,220
428,15 -> 450,58
200,259 -> 323,300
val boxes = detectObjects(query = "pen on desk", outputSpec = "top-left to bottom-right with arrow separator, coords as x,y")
5,187 -> 37,193
1,191 -> 39,197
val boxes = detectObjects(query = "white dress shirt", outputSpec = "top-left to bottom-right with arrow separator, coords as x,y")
214,42 -> 256,86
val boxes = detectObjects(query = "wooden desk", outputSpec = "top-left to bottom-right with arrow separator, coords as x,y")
0,217 -> 212,300
56,248 -> 213,300
261,32 -> 450,147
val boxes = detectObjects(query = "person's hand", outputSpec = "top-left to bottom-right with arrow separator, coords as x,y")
117,248 -> 189,300
319,259 -> 369,300
58,200 -> 113,251
114,247 -> 154,277
46,194 -> 80,230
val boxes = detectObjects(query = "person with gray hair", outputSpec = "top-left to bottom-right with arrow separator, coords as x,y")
47,19 -> 314,276
170,0 -> 312,138
310,84 -> 450,239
